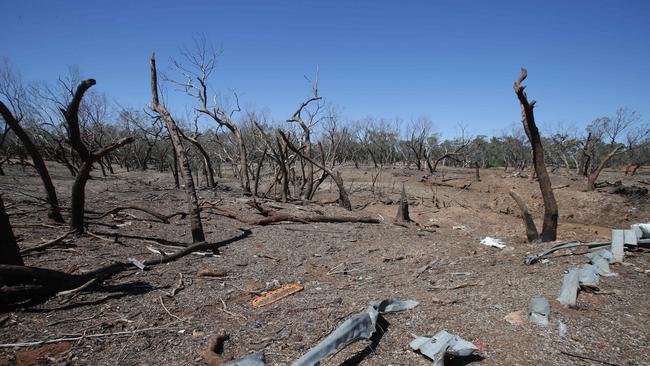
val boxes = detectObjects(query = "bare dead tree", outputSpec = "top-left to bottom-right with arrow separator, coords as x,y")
251,119 -> 292,202
513,68 -> 558,242
287,74 -> 322,199
587,144 -> 624,190
149,53 -> 205,243
583,110 -> 639,190
0,62 -> 64,222
169,36 -> 250,193
59,79 -> 133,232
577,132 -> 593,176
0,195 -> 23,266
279,130 -> 352,210
177,114 -> 216,188
426,141 -> 469,173
405,117 -> 431,170
118,108 -> 164,171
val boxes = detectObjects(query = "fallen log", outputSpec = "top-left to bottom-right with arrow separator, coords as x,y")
90,205 -> 187,223
207,208 -> 381,226
202,201 -> 382,226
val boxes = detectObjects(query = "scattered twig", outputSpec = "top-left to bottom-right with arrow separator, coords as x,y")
218,298 -> 246,320
86,230 -> 114,243
20,231 -> 75,254
165,273 -> 184,297
429,283 -> 479,291
560,350 -> 620,366
56,278 -> 98,298
159,295 -> 182,321
0,320 -> 183,348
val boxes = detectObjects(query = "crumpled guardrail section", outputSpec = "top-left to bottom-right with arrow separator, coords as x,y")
291,299 -> 418,366
409,330 -> 477,366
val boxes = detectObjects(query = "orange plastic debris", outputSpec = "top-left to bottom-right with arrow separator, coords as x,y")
252,283 -> 303,308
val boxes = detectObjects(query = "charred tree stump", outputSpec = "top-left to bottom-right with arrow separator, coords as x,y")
0,195 -> 23,266
508,190 -> 540,243
514,68 -> 558,242
395,185 -> 412,223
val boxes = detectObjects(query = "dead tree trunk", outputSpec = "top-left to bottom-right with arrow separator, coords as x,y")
508,190 -> 540,243
395,185 -> 411,223
279,131 -> 352,210
474,161 -> 481,182
579,133 -> 592,176
196,108 -> 250,194
61,80 -> 134,233
150,53 -> 205,243
178,129 -> 216,188
253,147 -> 267,198
288,96 -> 321,200
587,144 -> 624,190
275,136 -> 290,202
514,68 -> 558,242
0,102 -> 64,223
0,195 -> 23,266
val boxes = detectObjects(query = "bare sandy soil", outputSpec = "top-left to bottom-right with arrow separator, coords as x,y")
0,163 -> 649,365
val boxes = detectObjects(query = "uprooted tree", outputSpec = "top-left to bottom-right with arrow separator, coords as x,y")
512,68 -> 558,242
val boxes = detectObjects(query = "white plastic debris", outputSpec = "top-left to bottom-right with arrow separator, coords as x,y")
452,225 -> 466,230
410,330 -> 478,366
558,320 -> 568,337
480,237 -> 505,249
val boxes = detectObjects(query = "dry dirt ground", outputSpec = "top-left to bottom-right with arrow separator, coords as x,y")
1,163 -> 649,366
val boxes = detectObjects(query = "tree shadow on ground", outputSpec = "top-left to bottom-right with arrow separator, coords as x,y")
22,281 -> 159,312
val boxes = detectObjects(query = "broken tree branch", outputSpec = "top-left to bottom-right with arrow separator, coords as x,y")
0,229 -> 251,307
508,190 -> 540,243
91,205 -> 187,223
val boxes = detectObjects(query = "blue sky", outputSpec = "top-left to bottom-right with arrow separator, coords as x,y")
3,0 -> 649,138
